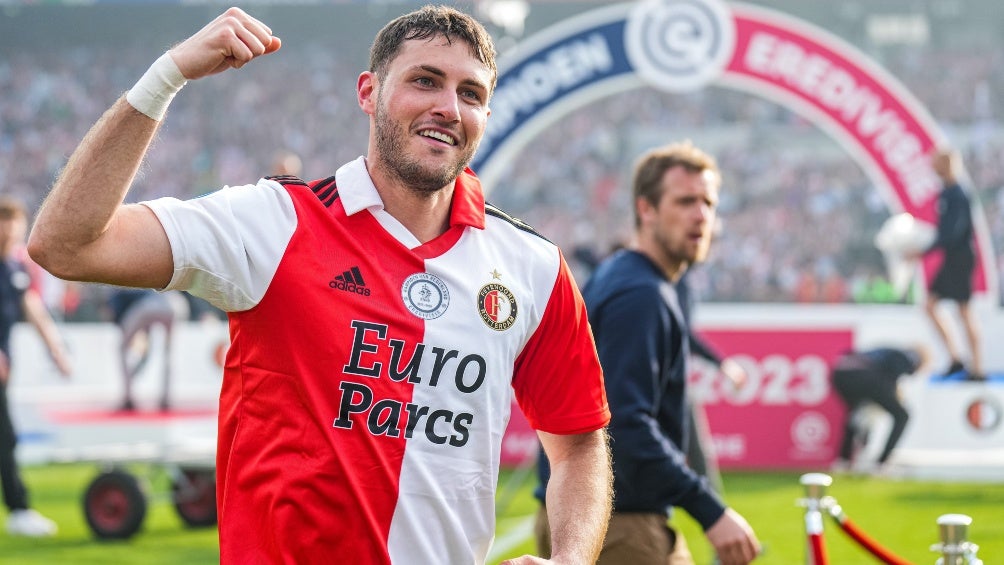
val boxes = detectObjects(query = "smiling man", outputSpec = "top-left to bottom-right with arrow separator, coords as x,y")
28,6 -> 611,564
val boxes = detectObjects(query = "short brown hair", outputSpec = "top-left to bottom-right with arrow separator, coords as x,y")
632,140 -> 720,227
0,196 -> 27,221
369,5 -> 498,95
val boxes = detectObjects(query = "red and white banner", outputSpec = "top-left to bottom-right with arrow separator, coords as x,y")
723,4 -> 990,294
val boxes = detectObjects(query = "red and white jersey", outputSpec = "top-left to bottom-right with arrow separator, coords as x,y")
144,157 -> 609,564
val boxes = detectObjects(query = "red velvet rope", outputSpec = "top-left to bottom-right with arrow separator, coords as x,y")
831,514 -> 912,565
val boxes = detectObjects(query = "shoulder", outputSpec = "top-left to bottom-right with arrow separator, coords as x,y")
589,252 -> 662,291
586,253 -> 667,307
484,202 -> 551,243
944,183 -> 971,202
482,203 -> 561,272
267,175 -> 340,207
158,179 -> 297,223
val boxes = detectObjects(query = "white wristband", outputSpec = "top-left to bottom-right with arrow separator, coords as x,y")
126,52 -> 188,121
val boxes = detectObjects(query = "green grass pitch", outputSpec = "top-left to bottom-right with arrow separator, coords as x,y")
5,463 -> 1003,564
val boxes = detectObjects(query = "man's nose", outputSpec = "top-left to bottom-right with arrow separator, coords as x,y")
431,90 -> 461,122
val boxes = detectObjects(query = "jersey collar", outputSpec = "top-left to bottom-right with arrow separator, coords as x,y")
451,167 -> 486,230
334,157 -> 485,230
335,157 -> 383,216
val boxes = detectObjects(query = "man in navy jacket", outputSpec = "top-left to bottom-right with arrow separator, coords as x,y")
536,141 -> 760,565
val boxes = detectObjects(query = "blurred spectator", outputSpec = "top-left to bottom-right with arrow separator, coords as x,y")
830,345 -> 931,475
270,149 -> 303,177
910,149 -> 982,379
0,196 -> 70,537
108,289 -> 181,411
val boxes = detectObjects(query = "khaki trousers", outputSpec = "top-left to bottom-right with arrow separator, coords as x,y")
534,506 -> 694,565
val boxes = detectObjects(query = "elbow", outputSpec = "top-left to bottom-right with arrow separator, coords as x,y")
25,229 -> 51,268
26,230 -> 80,281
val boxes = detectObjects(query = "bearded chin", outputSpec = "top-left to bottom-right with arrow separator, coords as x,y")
391,158 -> 463,194
374,112 -> 475,194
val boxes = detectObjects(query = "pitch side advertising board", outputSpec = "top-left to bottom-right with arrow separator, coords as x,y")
502,327 -> 852,470
688,328 -> 852,469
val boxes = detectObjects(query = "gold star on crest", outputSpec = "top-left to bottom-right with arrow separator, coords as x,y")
490,269 -> 502,280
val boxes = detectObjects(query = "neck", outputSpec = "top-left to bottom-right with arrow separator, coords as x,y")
366,161 -> 454,244
632,243 -> 687,282
663,261 -> 688,283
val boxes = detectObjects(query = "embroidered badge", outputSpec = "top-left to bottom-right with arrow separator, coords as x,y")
477,282 -> 518,331
401,273 -> 450,320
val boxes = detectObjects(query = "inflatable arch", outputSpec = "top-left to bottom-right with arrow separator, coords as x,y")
472,0 -> 996,301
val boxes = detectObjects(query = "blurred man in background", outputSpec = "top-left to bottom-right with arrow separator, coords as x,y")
915,148 -> 982,380
270,148 -> 303,177
0,197 -> 71,537
107,288 -> 178,411
830,344 -> 930,475
536,141 -> 760,565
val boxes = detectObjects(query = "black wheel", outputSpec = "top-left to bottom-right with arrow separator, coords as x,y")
172,468 -> 217,528
83,469 -> 148,539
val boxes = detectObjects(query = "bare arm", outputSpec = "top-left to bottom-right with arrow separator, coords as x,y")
503,428 -> 611,565
541,429 -> 612,563
27,7 -> 281,288
21,290 -> 71,377
28,98 -> 171,287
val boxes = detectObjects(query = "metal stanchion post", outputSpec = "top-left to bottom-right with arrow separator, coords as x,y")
797,473 -> 833,565
931,514 -> 982,565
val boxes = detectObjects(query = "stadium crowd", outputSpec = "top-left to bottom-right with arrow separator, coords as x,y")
1,9 -> 1003,320
491,68 -> 1004,307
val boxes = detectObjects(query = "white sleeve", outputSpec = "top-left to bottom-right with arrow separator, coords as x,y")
143,179 -> 297,312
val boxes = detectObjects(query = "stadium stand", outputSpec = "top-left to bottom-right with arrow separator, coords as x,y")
1,1 -> 1002,316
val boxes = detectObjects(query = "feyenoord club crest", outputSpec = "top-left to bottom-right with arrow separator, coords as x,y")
478,283 -> 518,331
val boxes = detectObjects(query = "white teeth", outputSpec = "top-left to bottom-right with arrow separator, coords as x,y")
419,129 -> 456,146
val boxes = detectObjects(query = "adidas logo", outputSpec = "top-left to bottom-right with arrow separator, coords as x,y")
329,266 -> 371,296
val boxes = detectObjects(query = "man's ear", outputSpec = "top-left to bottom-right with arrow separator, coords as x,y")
636,196 -> 656,228
357,71 -> 377,116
